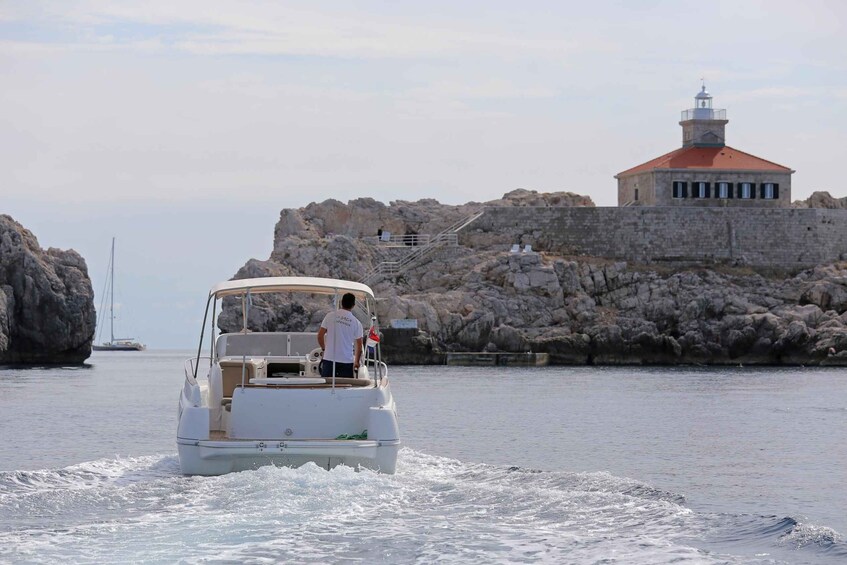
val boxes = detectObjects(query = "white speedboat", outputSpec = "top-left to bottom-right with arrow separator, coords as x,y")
177,276 -> 400,475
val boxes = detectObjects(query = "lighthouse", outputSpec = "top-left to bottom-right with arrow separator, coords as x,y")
615,84 -> 793,207
680,84 -> 729,147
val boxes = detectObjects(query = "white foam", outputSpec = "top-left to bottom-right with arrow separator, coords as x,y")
0,450 -> 750,564
779,519 -> 843,550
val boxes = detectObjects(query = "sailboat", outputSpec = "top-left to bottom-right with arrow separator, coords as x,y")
93,237 -> 146,352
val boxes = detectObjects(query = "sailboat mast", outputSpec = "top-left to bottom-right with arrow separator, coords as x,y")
110,237 -> 115,344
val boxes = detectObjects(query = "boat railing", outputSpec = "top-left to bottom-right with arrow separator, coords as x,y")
183,358 -> 207,407
184,356 -> 211,385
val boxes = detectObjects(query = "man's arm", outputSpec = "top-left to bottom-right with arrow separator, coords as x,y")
317,327 -> 327,350
354,337 -> 363,368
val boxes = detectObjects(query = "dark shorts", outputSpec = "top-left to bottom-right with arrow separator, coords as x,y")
320,360 -> 355,378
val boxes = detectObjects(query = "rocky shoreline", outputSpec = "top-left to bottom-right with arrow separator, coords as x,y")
0,215 -> 96,365
220,190 -> 847,366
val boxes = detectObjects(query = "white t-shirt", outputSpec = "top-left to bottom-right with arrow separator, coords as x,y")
320,309 -> 363,363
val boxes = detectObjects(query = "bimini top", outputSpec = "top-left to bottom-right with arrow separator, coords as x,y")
210,276 -> 375,299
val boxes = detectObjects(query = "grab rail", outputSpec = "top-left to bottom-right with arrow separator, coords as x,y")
184,358 -> 198,385
183,357 -> 208,407
184,356 -> 212,384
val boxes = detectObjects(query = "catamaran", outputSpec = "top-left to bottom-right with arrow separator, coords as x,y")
93,237 -> 145,351
177,276 -> 400,475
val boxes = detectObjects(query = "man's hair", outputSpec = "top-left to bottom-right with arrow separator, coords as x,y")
341,293 -> 356,309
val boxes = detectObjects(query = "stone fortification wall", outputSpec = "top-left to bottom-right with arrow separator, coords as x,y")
470,207 -> 847,269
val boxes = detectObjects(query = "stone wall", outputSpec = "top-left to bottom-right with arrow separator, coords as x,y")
680,118 -> 727,146
469,207 -> 847,270
617,171 -> 655,206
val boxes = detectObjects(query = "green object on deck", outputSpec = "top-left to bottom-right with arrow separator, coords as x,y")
335,430 -> 368,440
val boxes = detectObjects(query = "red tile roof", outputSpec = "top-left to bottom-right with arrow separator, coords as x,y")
616,145 -> 793,177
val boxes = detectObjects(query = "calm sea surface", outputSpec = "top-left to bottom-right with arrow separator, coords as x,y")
0,351 -> 845,563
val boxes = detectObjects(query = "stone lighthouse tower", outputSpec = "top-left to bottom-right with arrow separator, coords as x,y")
680,84 -> 728,147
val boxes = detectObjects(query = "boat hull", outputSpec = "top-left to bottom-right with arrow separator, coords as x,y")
176,438 -> 400,475
176,369 -> 401,475
93,343 -> 145,351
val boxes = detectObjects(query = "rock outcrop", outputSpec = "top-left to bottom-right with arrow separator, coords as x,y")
792,190 -> 847,209
486,188 -> 595,208
220,194 -> 847,365
0,215 -> 96,364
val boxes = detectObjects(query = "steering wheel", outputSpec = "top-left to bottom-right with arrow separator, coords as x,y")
307,347 -> 323,363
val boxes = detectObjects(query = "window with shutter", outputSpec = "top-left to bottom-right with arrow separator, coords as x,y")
717,182 -> 729,199
763,183 -> 775,199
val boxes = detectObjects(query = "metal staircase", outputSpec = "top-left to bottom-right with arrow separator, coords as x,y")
360,210 -> 484,285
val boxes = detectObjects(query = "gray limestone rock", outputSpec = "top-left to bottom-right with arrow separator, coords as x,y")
488,188 -> 595,208
793,191 -> 847,209
0,215 -> 96,364
800,279 -> 847,314
489,324 -> 528,352
218,195 -> 847,365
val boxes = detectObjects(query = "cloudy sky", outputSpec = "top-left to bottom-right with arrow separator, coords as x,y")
2,1 -> 846,348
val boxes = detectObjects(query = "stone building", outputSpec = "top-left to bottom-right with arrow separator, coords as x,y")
616,85 -> 794,207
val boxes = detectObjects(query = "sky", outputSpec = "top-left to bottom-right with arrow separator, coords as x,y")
1,1 -> 846,348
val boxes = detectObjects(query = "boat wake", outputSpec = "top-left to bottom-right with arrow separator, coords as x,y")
0,449 -> 842,564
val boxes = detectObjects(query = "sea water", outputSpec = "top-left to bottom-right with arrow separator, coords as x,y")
0,352 -> 844,563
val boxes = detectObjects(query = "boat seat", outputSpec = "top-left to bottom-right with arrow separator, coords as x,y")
220,360 -> 262,398
217,332 -> 318,358
322,377 -> 373,387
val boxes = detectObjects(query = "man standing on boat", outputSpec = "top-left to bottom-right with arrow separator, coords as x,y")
317,293 -> 363,378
